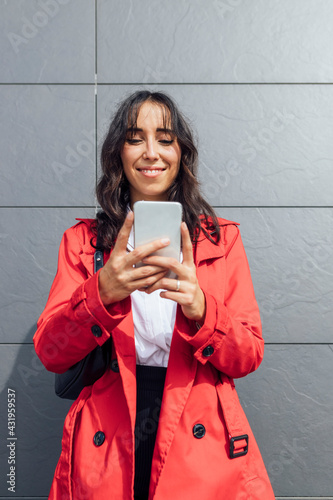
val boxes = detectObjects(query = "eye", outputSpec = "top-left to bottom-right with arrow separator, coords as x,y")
125,138 -> 142,145
159,139 -> 174,145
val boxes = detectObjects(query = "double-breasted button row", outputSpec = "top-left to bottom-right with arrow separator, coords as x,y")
202,345 -> 214,357
95,425 -> 206,446
93,431 -> 105,447
91,325 -> 102,337
94,424 -> 208,448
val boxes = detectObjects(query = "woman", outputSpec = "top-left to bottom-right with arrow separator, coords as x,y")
34,90 -> 275,499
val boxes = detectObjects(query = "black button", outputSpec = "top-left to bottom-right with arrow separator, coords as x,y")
110,359 -> 119,372
93,431 -> 105,446
193,424 -> 206,439
202,345 -> 214,357
91,325 -> 102,337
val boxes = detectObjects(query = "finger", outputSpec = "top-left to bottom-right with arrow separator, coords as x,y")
180,222 -> 194,266
126,237 -> 170,267
112,211 -> 134,255
132,270 -> 167,291
132,264 -> 167,280
159,290 -> 184,303
145,276 -> 182,295
137,275 -> 168,292
141,255 -> 183,277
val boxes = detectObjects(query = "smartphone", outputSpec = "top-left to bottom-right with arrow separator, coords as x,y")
133,201 -> 182,279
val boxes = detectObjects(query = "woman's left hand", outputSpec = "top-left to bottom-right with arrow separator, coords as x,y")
141,222 -> 206,325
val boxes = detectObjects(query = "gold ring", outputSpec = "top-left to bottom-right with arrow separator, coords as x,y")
176,280 -> 180,292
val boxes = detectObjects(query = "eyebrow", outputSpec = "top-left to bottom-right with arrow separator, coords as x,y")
126,127 -> 174,134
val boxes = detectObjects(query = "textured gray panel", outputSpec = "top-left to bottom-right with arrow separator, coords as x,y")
0,207 -> 95,343
0,85 -> 96,206
236,345 -> 333,497
0,0 -> 94,83
216,208 -> 333,344
0,345 -> 71,496
97,0 -> 333,83
97,84 -> 333,206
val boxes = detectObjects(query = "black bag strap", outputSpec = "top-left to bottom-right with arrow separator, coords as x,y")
94,225 -> 104,273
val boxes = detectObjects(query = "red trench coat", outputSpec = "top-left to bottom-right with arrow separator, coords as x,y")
34,217 -> 275,500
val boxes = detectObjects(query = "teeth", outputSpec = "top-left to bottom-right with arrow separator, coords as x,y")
141,169 -> 161,173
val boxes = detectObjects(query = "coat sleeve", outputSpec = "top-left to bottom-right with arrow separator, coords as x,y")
33,223 -> 129,374
180,224 -> 264,379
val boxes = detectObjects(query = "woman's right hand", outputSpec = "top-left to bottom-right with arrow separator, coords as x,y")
98,211 -> 170,305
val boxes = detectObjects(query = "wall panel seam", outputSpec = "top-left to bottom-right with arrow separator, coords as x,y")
1,82 -> 333,86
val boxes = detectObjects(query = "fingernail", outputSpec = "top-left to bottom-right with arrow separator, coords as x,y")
161,238 -> 170,245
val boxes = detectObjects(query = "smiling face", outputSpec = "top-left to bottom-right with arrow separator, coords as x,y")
120,101 -> 182,206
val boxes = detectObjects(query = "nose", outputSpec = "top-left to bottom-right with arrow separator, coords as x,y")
143,139 -> 159,160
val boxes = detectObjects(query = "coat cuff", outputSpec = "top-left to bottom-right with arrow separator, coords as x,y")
179,290 -> 229,365
70,271 -> 130,346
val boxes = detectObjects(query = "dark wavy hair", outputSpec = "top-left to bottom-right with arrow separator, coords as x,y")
95,90 -> 220,250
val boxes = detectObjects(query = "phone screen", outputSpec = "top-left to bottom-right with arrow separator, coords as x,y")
133,201 -> 182,279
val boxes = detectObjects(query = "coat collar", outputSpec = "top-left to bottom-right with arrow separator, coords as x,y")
75,217 -> 239,270
194,218 -> 239,265
194,233 -> 225,265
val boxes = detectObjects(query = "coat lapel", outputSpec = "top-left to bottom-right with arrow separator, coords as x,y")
150,305 -> 197,494
78,235 -> 137,432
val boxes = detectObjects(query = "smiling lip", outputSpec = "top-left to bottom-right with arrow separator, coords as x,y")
137,167 -> 166,177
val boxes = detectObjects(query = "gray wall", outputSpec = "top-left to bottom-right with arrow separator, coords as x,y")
1,1 -> 332,498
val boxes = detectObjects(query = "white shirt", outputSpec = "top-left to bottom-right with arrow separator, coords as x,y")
127,225 -> 179,367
